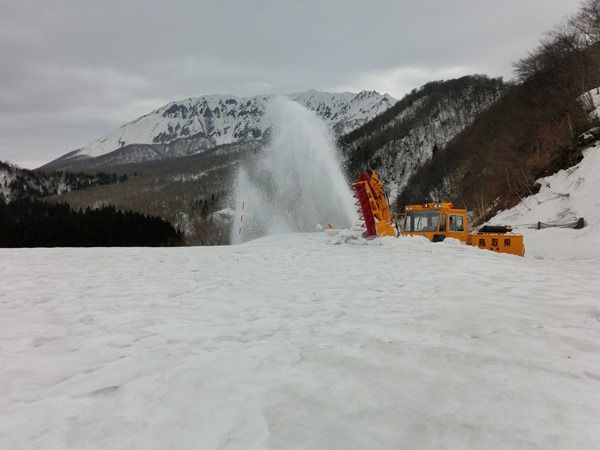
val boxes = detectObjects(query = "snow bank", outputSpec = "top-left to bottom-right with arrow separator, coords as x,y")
492,145 -> 600,261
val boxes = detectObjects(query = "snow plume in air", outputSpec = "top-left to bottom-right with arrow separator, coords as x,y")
232,97 -> 357,243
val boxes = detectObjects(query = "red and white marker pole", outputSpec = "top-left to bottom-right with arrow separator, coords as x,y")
238,201 -> 245,243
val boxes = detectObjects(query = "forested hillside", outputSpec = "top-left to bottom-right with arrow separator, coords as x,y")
339,75 -> 507,198
40,149 -> 246,246
396,0 -> 600,223
0,162 -> 183,247
0,161 -> 126,203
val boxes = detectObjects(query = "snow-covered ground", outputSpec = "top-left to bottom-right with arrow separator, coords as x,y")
1,147 -> 600,449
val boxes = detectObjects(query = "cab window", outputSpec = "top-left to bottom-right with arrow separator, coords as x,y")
403,211 -> 440,232
449,214 -> 464,232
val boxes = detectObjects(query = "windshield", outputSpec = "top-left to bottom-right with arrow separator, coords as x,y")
403,211 -> 440,232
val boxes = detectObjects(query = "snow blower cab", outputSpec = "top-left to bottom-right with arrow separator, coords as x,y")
402,203 -> 468,242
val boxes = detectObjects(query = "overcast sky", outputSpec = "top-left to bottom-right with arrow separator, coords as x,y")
0,0 -> 579,169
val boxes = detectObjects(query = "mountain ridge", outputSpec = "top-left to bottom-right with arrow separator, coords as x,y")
340,75 -> 508,200
41,90 -> 395,171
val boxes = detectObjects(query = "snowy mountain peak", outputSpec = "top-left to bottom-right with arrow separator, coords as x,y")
44,91 -> 396,170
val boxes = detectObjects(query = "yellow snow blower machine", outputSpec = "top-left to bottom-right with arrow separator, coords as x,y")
352,169 -> 524,256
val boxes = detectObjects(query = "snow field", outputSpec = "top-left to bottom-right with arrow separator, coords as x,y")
1,231 -> 599,449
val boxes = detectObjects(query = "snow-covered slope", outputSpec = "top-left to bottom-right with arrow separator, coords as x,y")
1,145 -> 600,448
290,89 -> 395,136
490,144 -> 600,261
43,90 -> 395,170
487,87 -> 600,261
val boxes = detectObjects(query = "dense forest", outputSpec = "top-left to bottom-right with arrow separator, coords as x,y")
0,199 -> 182,247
